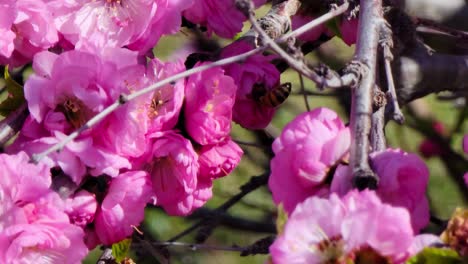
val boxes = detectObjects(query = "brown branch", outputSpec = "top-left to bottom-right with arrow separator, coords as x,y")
370,85 -> 387,152
395,51 -> 468,104
349,0 -> 383,190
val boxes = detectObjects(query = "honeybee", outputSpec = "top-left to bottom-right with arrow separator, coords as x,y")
252,82 -> 292,108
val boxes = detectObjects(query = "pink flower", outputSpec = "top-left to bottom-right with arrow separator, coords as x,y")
0,0 -> 58,67
161,178 -> 213,216
339,18 -> 358,46
184,65 -> 236,145
127,0 -> 193,52
222,40 -> 281,129
270,190 -> 414,264
12,48 -> 147,182
268,107 -> 350,213
331,149 -> 430,233
94,171 -> 152,245
0,0 -> 16,58
65,190 -> 98,227
48,0 -> 182,52
184,0 -> 266,38
138,58 -> 185,133
198,138 -> 243,179
141,131 -> 200,216
0,152 -> 87,263
291,14 -> 326,42
0,220 -> 87,263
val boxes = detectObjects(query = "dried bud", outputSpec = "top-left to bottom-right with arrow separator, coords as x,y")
441,208 -> 468,256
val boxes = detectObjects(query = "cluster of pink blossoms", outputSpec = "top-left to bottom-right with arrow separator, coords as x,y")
270,190 -> 440,264
1,0 -> 266,68
268,107 -> 433,263
0,0 -> 292,261
0,152 -> 87,263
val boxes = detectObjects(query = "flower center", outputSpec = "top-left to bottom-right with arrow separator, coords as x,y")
105,0 -> 122,5
56,97 -> 91,129
351,246 -> 391,264
315,235 -> 346,263
148,91 -> 169,119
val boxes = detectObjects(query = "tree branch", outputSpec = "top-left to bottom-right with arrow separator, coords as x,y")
350,0 -> 383,190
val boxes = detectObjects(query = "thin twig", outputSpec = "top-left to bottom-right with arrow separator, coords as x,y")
380,22 -> 404,124
293,91 -> 339,96
415,17 -> 468,42
245,0 -> 356,88
349,0 -> 383,190
168,173 -> 269,242
298,72 -> 310,111
143,241 -> 243,252
233,139 -> 269,149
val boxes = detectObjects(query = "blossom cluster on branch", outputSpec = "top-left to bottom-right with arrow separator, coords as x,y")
0,0 -> 467,263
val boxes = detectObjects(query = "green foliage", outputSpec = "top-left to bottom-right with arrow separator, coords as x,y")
112,238 -> 132,263
275,204 -> 288,235
0,66 -> 25,116
406,248 -> 462,264
326,18 -> 342,39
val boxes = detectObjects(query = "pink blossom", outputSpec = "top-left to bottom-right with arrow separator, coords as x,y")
268,107 -> 350,213
0,0 -> 58,67
184,65 -> 236,145
270,190 -> 414,264
137,58 -> 185,133
48,0 -> 181,52
222,40 -> 281,129
291,14 -> 326,42
0,152 -> 87,263
140,131 -> 200,216
184,0 -> 266,38
0,0 -> 16,58
65,190 -> 98,227
161,179 -> 213,216
94,171 -> 152,245
127,0 -> 193,52
331,149 -> 430,233
198,138 -> 243,179
12,48 -> 147,182
340,18 -> 358,46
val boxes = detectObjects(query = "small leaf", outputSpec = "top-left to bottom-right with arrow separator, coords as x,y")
0,66 -> 25,116
111,238 -> 132,263
276,204 -> 288,235
406,247 -> 462,264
